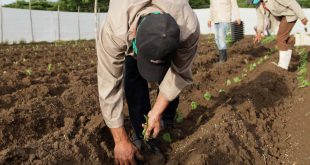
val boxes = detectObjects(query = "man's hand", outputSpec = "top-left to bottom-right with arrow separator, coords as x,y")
143,92 -> 170,139
254,33 -> 263,44
236,19 -> 241,25
144,110 -> 162,139
208,21 -> 212,28
301,18 -> 308,26
110,127 -> 143,165
114,140 -> 142,165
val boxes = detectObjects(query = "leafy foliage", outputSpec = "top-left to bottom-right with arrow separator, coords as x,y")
4,0 -> 310,12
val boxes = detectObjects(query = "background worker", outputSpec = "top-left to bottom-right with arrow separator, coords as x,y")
208,0 -> 241,63
96,0 -> 200,164
254,0 -> 309,70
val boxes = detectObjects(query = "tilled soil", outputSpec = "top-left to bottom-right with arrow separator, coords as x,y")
0,36 -> 309,165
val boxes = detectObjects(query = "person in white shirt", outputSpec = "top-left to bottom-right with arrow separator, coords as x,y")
208,0 -> 241,63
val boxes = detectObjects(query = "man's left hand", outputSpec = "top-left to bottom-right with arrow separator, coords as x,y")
144,110 -> 162,139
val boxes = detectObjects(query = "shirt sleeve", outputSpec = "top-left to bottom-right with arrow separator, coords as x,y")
159,24 -> 200,101
96,20 -> 126,128
209,0 -> 214,21
231,0 -> 240,20
256,5 -> 265,34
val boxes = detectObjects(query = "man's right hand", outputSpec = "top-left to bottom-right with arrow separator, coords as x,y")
254,33 -> 263,44
208,21 -> 212,28
301,18 -> 308,26
114,140 -> 142,165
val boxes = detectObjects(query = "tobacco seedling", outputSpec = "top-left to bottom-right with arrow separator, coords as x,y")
142,115 -> 149,141
261,35 -> 276,45
226,79 -> 232,86
162,133 -> 172,143
191,101 -> 198,110
174,111 -> 184,124
233,77 -> 241,83
203,92 -> 212,101
219,89 -> 225,94
47,64 -> 52,72
25,69 -> 32,76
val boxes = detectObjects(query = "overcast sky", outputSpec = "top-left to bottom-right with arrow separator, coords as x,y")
1,0 -> 58,5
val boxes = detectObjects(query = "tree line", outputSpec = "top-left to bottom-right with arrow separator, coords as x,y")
4,0 -> 310,12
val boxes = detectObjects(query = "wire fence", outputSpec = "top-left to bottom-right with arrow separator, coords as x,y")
0,7 -> 106,44
0,7 -> 309,44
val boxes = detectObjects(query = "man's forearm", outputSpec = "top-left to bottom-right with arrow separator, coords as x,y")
110,126 -> 130,143
151,92 -> 170,116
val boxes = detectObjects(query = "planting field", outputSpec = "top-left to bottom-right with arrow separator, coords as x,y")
0,36 -> 309,165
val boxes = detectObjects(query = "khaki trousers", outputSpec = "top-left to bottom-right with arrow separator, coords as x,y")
276,17 -> 297,51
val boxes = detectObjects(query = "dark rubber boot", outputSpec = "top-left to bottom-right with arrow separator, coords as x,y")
219,49 -> 227,63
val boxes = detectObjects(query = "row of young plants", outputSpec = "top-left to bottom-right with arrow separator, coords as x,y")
296,47 -> 310,88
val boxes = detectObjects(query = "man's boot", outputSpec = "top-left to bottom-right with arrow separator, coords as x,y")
295,33 -> 310,46
219,49 -> 227,63
277,50 -> 292,70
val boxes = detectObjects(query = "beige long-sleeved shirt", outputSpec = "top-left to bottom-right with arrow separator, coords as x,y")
256,0 -> 306,34
209,0 -> 240,23
96,0 -> 200,128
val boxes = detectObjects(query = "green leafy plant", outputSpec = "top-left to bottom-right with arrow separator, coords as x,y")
296,48 -> 310,88
57,63 -> 62,67
203,92 -> 212,101
233,77 -> 241,83
261,35 -> 276,45
257,58 -> 264,65
162,133 -> 172,143
142,115 -> 149,141
191,101 -> 198,110
226,79 -> 232,86
174,111 -> 184,124
25,69 -> 32,76
219,89 -> 225,93
47,64 -> 53,72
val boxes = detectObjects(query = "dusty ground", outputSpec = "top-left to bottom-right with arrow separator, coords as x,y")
0,36 -> 309,165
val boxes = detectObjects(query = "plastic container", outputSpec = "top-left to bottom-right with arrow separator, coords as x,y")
231,21 -> 244,43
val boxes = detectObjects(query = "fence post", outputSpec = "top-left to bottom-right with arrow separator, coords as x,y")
29,0 -> 34,42
57,5 -> 60,41
0,1 -> 3,44
94,0 -> 98,37
78,6 -> 80,40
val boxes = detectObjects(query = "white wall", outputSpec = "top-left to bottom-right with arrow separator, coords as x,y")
0,7 -> 309,43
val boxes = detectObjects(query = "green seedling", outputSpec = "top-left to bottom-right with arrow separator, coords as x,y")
47,64 -> 52,72
191,101 -> 198,110
162,133 -> 172,143
261,35 -> 276,44
57,63 -> 62,67
142,115 -> 149,141
297,49 -> 310,88
219,89 -> 225,94
203,92 -> 212,101
233,77 -> 241,83
226,79 -> 232,86
174,111 -> 184,124
25,69 -> 32,76
249,63 -> 257,71
263,55 -> 269,60
243,68 -> 248,73
257,58 -> 264,65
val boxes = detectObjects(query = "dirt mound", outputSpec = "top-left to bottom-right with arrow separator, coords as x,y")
0,36 -> 309,164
